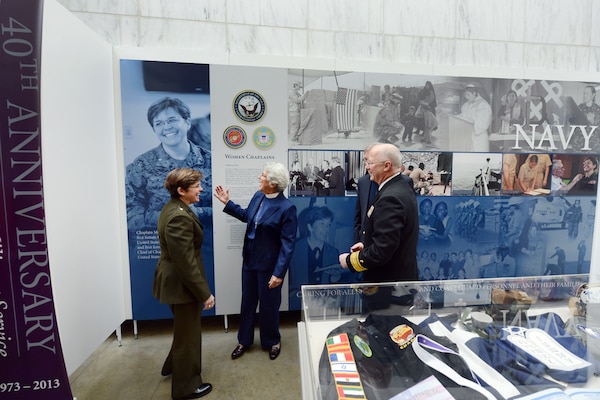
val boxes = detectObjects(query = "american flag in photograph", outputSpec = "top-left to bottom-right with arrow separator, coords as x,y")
336,87 -> 357,132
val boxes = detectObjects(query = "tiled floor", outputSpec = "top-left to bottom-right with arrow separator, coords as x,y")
69,311 -> 303,400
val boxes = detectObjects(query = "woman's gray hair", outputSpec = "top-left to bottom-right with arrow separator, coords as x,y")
264,162 -> 290,192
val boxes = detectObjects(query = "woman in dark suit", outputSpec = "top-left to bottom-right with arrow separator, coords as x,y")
153,168 -> 215,400
214,162 -> 297,361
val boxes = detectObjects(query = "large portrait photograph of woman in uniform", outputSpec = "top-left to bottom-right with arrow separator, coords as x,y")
120,60 -> 213,320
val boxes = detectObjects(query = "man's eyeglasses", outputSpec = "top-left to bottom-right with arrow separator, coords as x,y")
365,160 -> 387,167
153,117 -> 181,130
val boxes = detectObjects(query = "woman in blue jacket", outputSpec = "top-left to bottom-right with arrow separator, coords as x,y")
214,162 -> 297,361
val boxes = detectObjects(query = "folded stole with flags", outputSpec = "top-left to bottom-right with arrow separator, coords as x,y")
326,333 -> 366,399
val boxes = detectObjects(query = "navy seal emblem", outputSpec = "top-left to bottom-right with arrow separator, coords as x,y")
233,90 -> 266,123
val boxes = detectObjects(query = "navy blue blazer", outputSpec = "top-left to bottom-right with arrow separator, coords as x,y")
223,191 -> 297,279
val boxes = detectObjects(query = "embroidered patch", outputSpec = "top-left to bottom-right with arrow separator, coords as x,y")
353,335 -> 372,358
389,324 -> 416,349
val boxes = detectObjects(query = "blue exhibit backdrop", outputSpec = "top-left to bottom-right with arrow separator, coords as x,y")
120,60 -> 214,320
121,65 -> 600,317
286,72 -> 600,309
0,0 -> 73,398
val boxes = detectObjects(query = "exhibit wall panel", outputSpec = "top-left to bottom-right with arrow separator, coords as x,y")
120,59 -> 214,320
41,0 -> 127,375
115,43 -> 600,322
210,65 -> 290,315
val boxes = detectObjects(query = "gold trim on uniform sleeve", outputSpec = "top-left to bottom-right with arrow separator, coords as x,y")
349,252 -> 367,272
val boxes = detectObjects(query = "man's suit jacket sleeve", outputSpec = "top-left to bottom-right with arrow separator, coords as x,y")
329,167 -> 344,191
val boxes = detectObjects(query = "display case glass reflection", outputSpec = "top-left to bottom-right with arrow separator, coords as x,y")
299,275 -> 600,400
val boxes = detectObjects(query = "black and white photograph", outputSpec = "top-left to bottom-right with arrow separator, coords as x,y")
401,151 -> 453,196
288,149 -> 346,197
287,70 -> 459,152
344,150 -> 362,195
288,71 -> 600,155
450,152 -> 502,196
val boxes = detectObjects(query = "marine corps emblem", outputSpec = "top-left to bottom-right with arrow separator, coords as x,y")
223,125 -> 247,149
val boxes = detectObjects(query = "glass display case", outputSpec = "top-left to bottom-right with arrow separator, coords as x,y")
298,274 -> 600,400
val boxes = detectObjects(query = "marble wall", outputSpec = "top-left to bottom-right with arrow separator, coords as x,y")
55,0 -> 600,76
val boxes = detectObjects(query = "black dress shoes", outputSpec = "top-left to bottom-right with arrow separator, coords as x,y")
231,344 -> 245,359
174,383 -> 212,399
269,344 -> 281,360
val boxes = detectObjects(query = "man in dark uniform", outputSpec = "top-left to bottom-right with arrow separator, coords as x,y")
566,199 -> 583,239
315,159 -> 331,196
339,143 -> 419,309
548,245 -> 566,274
354,144 -> 414,244
328,156 -> 345,196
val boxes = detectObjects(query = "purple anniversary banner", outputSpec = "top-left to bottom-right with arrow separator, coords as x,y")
0,0 -> 73,398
